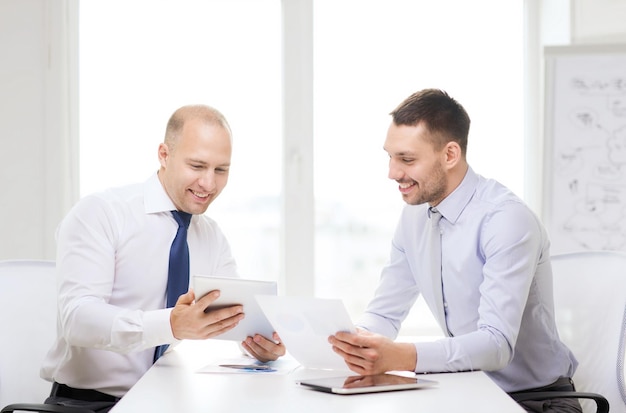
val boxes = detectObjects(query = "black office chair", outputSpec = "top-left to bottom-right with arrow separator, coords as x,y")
1,405 -> 94,413
510,251 -> 626,413
0,260 -> 95,413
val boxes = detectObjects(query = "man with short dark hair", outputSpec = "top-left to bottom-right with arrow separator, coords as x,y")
329,89 -> 581,413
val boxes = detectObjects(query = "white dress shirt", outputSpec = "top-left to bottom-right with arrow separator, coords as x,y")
40,173 -> 238,397
357,167 -> 578,393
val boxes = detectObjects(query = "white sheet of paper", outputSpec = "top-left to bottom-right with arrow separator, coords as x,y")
255,295 -> 356,371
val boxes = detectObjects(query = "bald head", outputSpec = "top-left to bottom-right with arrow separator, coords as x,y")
164,104 -> 232,152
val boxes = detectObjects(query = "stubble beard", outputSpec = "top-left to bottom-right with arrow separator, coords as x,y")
404,162 -> 447,206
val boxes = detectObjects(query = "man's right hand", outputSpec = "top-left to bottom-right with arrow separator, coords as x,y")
170,289 -> 244,340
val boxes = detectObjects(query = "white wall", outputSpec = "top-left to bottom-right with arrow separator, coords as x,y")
0,0 -> 77,260
573,0 -> 626,43
0,0 -> 624,260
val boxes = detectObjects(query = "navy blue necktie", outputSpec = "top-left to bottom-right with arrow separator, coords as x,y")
166,210 -> 192,307
154,210 -> 193,362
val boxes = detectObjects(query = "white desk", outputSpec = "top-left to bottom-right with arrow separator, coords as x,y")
110,340 -> 524,413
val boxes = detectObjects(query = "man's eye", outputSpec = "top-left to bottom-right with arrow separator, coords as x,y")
215,168 -> 229,174
191,164 -> 203,170
402,158 -> 414,163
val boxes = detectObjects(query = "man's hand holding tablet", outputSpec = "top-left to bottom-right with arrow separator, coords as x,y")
191,275 -> 285,362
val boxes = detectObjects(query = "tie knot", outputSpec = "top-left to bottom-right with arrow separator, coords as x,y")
172,210 -> 192,229
429,207 -> 442,225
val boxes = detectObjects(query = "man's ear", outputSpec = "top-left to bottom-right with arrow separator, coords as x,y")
443,141 -> 462,169
158,143 -> 170,168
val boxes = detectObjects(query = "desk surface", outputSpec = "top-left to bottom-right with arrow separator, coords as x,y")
111,340 -> 524,413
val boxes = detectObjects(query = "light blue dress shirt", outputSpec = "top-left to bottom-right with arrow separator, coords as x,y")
357,167 -> 577,392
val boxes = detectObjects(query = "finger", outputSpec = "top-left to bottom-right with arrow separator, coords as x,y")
240,339 -> 262,360
328,335 -> 364,358
194,289 -> 221,308
334,347 -> 375,375
253,334 -> 286,357
331,340 -> 364,363
175,289 -> 196,306
203,304 -> 244,321
200,312 -> 245,339
326,341 -> 371,374
335,346 -> 380,375
333,331 -> 366,346
330,337 -> 380,372
241,337 -> 272,362
241,336 -> 283,362
343,359 -> 368,375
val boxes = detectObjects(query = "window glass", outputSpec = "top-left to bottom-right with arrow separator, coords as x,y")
79,0 -> 282,281
313,0 -> 524,335
81,1 -> 525,337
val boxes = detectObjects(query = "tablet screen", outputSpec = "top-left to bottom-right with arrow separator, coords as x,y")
297,373 -> 437,395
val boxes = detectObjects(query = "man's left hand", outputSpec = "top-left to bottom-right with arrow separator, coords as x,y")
241,332 -> 286,362
328,329 -> 416,375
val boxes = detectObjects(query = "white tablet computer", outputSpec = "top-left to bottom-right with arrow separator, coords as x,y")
192,275 -> 278,341
296,373 -> 437,395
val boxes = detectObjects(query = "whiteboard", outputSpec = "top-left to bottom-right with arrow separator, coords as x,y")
544,44 -> 626,254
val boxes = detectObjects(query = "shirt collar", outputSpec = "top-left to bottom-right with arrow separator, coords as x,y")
144,171 -> 178,214
435,166 -> 479,225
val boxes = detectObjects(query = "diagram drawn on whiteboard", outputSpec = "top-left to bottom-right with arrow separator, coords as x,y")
544,45 -> 626,254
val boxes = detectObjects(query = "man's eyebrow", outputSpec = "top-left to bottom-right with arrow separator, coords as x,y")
384,148 -> 415,157
186,158 -> 208,165
186,158 -> 231,168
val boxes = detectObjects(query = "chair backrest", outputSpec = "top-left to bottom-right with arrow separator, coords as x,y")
551,251 -> 626,413
0,260 -> 56,406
